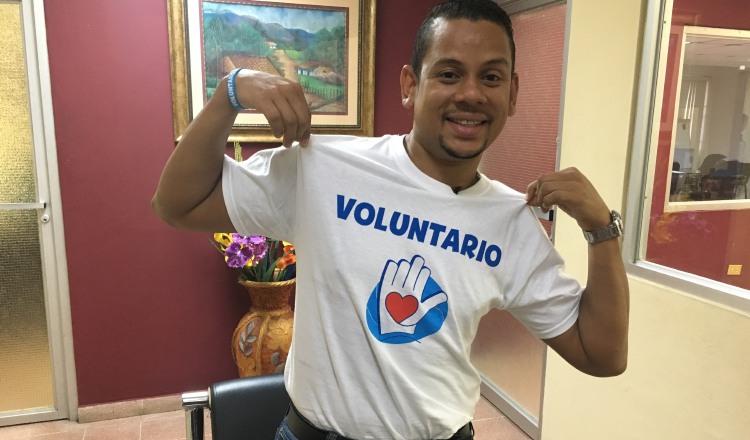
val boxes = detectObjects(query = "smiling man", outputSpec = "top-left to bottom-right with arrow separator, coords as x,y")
402,15 -> 519,194
152,1 -> 629,439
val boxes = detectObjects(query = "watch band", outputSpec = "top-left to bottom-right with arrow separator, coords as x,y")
582,210 -> 623,244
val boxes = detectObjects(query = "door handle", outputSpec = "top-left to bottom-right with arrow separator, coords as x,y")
0,202 -> 49,222
0,202 -> 46,210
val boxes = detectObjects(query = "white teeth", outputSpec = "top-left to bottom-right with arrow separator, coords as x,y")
453,120 -> 482,126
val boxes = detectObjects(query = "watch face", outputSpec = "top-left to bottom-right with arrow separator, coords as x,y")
611,211 -> 624,235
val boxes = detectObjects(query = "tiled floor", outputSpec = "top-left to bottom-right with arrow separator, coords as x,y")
0,396 -> 530,440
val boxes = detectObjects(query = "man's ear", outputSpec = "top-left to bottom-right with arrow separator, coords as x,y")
508,73 -> 520,117
400,65 -> 417,109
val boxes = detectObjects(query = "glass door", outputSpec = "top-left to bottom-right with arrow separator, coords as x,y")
472,2 -> 568,438
0,0 -> 75,426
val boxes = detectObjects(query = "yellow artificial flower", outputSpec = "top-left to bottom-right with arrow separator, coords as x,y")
213,233 -> 233,248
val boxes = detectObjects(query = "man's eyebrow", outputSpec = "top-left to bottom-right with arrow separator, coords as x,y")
432,57 -> 511,69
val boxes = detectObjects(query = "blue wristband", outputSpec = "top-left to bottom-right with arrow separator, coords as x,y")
227,68 -> 247,111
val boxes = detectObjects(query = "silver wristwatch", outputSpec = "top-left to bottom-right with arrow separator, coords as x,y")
582,210 -> 623,244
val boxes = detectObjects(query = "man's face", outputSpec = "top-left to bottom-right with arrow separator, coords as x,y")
401,18 -> 518,163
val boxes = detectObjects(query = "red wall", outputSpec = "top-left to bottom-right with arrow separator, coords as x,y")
44,0 -> 440,405
645,0 -> 750,289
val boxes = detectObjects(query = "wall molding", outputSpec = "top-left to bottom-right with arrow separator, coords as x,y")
77,394 -> 182,424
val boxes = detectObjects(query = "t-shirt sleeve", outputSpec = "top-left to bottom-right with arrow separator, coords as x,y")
501,207 -> 582,340
222,146 -> 297,242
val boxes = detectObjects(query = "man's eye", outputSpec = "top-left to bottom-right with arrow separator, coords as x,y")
439,71 -> 459,80
484,74 -> 501,82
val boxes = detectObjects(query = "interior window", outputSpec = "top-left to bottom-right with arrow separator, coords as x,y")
667,27 -> 750,207
640,0 -> 750,291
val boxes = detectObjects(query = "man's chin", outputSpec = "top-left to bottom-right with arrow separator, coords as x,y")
439,137 -> 489,160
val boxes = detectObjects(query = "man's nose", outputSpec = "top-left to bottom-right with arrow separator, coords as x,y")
454,77 -> 487,104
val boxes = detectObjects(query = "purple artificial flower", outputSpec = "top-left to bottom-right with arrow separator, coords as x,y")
225,242 -> 253,268
249,236 -> 268,262
223,234 -> 269,270
232,234 -> 265,246
251,241 -> 268,264
248,235 -> 266,245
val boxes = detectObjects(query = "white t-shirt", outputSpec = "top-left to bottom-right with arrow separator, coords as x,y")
223,134 -> 582,439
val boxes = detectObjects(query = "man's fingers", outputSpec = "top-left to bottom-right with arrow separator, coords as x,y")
260,104 -> 284,140
235,71 -> 311,147
299,128 -> 311,148
264,96 -> 300,147
525,180 -> 538,203
528,180 -> 553,208
526,167 -> 614,230
281,116 -> 298,148
289,87 -> 312,142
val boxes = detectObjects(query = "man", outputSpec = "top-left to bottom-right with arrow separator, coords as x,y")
152,1 -> 629,439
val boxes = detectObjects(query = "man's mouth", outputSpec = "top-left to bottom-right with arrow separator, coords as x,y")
447,118 -> 486,126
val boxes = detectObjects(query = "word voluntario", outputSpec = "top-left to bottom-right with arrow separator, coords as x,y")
336,194 -> 502,267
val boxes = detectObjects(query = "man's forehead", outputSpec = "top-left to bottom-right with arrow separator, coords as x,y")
430,16 -> 508,36
423,19 -> 512,63
427,18 -> 511,49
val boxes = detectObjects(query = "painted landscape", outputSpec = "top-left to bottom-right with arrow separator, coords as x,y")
202,1 -> 348,114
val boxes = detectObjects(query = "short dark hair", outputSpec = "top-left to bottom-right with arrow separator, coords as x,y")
411,0 -> 516,77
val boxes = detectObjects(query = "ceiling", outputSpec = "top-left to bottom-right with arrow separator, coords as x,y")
685,35 -> 750,69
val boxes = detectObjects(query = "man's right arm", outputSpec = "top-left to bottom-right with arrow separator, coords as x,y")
151,70 -> 311,232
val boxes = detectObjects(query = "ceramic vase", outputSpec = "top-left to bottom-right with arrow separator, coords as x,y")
232,279 -> 295,377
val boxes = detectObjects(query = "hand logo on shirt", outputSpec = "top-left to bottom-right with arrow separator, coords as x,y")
366,255 -> 448,343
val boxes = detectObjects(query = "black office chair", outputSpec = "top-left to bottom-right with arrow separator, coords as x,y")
697,153 -> 727,175
739,162 -> 750,198
183,374 -> 290,440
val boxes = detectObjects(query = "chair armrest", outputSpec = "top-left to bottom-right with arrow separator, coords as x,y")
182,390 -> 209,440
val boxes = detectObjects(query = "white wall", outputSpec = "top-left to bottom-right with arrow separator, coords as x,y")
541,0 -> 750,439
685,65 -> 743,160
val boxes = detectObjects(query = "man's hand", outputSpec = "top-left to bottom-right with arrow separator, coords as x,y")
524,167 -> 611,232
234,70 -> 312,148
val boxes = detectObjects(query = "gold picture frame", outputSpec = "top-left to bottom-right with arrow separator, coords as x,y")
167,0 -> 375,142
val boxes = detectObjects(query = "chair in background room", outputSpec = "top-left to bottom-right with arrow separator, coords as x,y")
697,153 -> 727,175
739,162 -> 750,198
670,161 -> 685,196
182,374 -> 290,440
706,158 -> 749,199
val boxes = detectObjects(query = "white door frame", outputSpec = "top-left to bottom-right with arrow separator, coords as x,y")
0,0 -> 77,426
476,2 -> 567,439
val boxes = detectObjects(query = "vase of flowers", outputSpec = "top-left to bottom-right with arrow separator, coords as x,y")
213,233 -> 296,377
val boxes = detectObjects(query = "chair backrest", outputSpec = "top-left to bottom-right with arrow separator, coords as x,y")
697,153 -> 727,175
740,162 -> 750,178
210,374 -> 290,440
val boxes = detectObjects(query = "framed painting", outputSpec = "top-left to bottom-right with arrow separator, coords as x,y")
167,0 -> 375,142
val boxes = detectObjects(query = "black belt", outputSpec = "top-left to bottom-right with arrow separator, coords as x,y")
286,403 -> 474,440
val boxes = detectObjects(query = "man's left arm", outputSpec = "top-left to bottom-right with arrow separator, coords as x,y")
526,167 -> 629,377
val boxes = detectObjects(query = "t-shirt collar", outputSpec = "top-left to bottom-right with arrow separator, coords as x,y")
391,135 -> 490,197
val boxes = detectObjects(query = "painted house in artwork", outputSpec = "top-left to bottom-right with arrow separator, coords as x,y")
296,66 -> 313,76
296,61 -> 323,78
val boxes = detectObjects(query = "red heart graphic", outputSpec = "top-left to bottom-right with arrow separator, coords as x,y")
385,292 -> 418,323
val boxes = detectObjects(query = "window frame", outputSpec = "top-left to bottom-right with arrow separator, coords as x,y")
623,0 -> 750,314
663,25 -> 750,212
